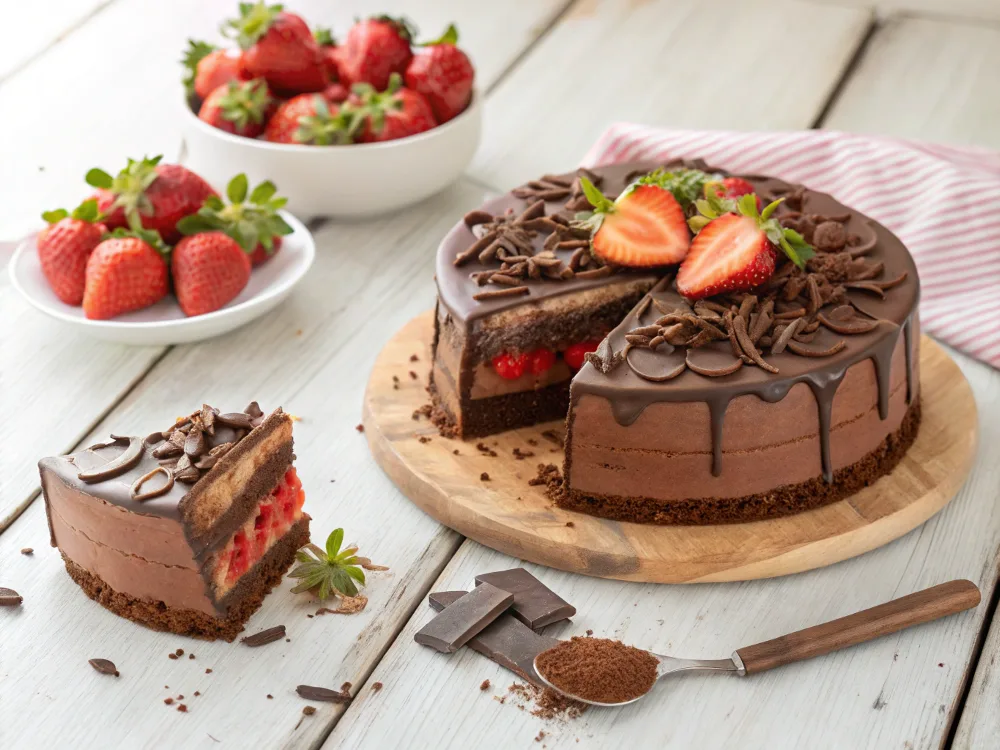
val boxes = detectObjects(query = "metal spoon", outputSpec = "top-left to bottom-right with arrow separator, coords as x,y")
534,579 -> 980,707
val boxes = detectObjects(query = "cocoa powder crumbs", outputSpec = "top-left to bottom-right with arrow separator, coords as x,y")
177,704 -> 188,713
565,522 -> 574,528
480,472 -> 490,481
475,442 -> 498,457
585,630 -> 593,636
480,679 -> 491,691
355,424 -> 364,433
535,731 -> 546,742
303,706 -> 316,716
409,371 -> 418,380
453,449 -> 460,455
189,653 -> 195,660
175,649 -> 184,656
205,669 -> 213,674
535,637 -> 658,704
410,354 -> 419,362
506,682 -> 584,720
528,463 -> 562,492
164,698 -> 174,705
194,691 -> 200,697
418,436 -> 431,444
371,682 -> 383,692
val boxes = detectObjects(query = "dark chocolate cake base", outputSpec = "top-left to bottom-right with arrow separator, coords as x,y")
63,516 -> 310,641
557,400 -> 921,525
429,380 -> 571,440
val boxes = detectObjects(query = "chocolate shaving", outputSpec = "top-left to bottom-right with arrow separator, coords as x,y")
0,588 -> 23,606
685,351 -> 743,377
817,312 -> 880,335
575,266 -> 612,280
296,685 -> 352,704
242,625 -> 286,647
78,436 -> 145,483
844,281 -> 886,298
787,339 -> 846,357
216,412 -> 253,430
732,316 -> 778,373
770,318 -> 803,355
89,658 -> 119,677
473,286 -> 529,301
131,466 -> 175,502
184,428 -> 206,458
464,210 -> 494,228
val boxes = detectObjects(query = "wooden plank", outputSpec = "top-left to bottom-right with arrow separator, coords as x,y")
328,347 -> 1000,750
0,0 -> 568,526
0,0 -> 113,83
807,0 -> 1000,23
823,15 -> 1000,149
0,178 -> 503,748
468,0 -> 872,191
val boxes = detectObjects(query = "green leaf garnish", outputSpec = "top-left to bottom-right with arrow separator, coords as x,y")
419,23 -> 458,46
42,198 -> 103,225
634,168 -> 717,210
180,39 -> 217,97
313,27 -> 336,46
288,528 -> 366,600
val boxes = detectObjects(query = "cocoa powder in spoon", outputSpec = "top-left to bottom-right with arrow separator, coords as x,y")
535,636 -> 658,704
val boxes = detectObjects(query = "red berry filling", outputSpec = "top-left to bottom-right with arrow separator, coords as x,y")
215,468 -> 305,590
490,339 -> 605,379
563,340 -> 601,371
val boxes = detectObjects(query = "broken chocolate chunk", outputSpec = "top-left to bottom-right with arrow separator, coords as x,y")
88,658 -> 119,676
241,625 -> 286,647
415,582 -> 513,653
474,569 -> 576,630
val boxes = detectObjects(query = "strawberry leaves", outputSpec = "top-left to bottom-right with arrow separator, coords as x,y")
222,1 -> 284,50
419,23 -> 458,46
86,155 -> 163,219
181,39 -> 217,96
42,198 -> 102,225
217,79 -> 274,131
294,95 -> 355,145
288,528 -> 366,601
176,173 -> 292,254
634,168 -> 716,210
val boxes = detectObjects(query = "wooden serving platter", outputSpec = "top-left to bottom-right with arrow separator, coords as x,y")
363,311 -> 978,583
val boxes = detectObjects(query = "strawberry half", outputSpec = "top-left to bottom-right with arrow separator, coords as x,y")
580,177 -> 690,267
677,194 -> 814,299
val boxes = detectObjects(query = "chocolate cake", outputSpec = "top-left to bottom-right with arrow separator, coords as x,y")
430,162 -> 921,525
38,402 -> 310,640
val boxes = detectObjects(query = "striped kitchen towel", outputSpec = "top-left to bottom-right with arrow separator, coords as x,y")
582,124 -> 1000,369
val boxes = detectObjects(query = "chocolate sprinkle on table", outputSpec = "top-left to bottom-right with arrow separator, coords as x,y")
242,625 -> 286,647
20,548 -> 32,555
88,658 -> 119,677
0,588 -> 23,606
296,685 -> 352,703
302,706 -> 316,716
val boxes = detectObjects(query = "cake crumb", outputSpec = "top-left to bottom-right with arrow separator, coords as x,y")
513,447 -> 535,460
480,472 -> 490,482
177,704 -> 188,713
480,679 -> 491,691
175,649 -> 184,656
303,706 -> 316,716
412,404 -> 433,421
410,354 -> 419,362
355,424 -> 364,433
194,691 -> 201,697
566,522 -> 575,528
371,682 -> 383,693
168,653 -> 178,660
527,438 -> 538,446
453,449 -> 460,455
177,695 -> 184,700
164,698 -> 174,705
418,436 -> 431,443
267,694 -> 273,699
409,370 -> 418,380
20,547 -> 33,555
189,653 -> 195,660
392,375 -> 400,382
475,442 -> 498,457
586,629 -> 593,636
535,731 -> 546,743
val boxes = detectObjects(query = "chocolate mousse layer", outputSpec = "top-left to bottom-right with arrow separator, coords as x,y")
38,403 -> 310,640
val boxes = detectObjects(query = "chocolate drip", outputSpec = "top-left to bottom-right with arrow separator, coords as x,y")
808,376 -> 845,483
903,314 -> 915,404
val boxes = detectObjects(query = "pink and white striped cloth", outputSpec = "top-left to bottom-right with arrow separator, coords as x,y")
582,124 -> 1000,369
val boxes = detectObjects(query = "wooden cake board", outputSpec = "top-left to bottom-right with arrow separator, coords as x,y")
363,311 -> 978,584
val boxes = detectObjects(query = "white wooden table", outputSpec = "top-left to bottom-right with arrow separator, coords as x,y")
2,2 -> 999,748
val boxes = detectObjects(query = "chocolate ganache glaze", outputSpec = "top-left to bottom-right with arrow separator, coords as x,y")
569,173 -> 920,483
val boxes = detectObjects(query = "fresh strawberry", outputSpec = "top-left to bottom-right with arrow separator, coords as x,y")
223,2 -> 327,96
171,231 -> 252,317
677,195 -> 815,299
181,40 -> 246,101
198,78 -> 275,138
37,199 -> 107,305
712,176 -> 762,211
264,93 -> 353,144
248,234 -> 282,266
337,15 -> 414,90
405,24 -> 473,123
580,178 -> 690,268
323,82 -> 349,103
82,229 -> 169,320
86,156 -> 217,243
492,352 -> 528,380
563,340 -> 601,371
350,73 -> 436,142
176,173 -> 293,267
313,27 -> 341,81
528,348 -> 556,375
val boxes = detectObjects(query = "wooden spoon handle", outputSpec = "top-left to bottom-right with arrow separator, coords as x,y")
736,580 -> 980,675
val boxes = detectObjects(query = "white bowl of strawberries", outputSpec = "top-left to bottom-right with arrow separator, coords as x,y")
10,160 -> 315,345
180,5 -> 481,219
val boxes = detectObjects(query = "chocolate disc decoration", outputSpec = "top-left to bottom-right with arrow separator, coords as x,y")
626,345 -> 686,382
686,347 -> 744,377
78,435 -> 145,483
131,466 -> 175,502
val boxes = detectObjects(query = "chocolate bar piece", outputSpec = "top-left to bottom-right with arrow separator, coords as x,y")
474,568 -> 576,629
429,590 -> 559,687
415,582 -> 513,653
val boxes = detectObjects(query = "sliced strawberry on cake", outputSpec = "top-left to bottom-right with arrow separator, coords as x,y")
677,194 -> 813,299
38,403 -> 310,641
580,176 -> 690,267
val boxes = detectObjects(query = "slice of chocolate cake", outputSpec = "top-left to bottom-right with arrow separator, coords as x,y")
38,402 -> 309,641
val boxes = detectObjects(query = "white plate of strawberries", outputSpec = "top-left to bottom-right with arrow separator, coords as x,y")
9,158 -> 314,346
